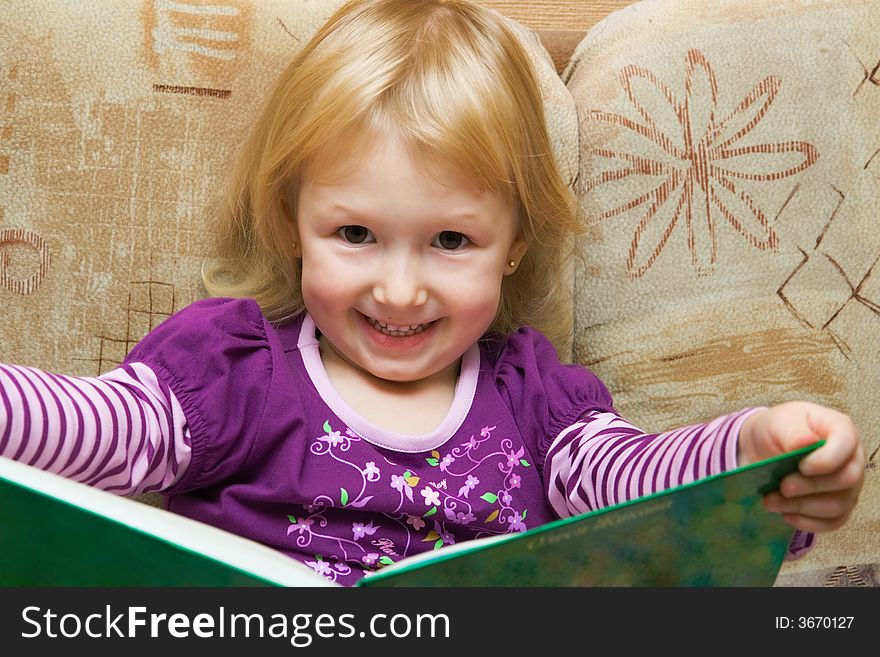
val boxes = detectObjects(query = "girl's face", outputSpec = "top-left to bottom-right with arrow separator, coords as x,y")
296,131 -> 527,384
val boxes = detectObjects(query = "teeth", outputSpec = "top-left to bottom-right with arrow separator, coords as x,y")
378,322 -> 417,331
366,316 -> 432,337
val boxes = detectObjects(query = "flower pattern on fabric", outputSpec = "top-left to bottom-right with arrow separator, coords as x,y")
285,420 -> 536,581
424,425 -> 531,534
420,486 -> 441,506
303,554 -> 352,584
586,48 -> 818,278
405,515 -> 425,531
458,474 -> 479,497
352,521 -> 379,540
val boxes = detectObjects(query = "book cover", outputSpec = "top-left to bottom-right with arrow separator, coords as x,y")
0,457 -> 332,587
0,441 -> 820,587
357,440 -> 823,587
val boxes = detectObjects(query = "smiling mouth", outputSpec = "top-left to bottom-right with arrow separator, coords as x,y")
364,315 -> 436,337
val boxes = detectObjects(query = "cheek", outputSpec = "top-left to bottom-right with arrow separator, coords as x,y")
440,266 -> 505,314
299,254 -> 361,311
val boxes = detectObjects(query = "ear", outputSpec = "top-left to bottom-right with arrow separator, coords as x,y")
281,189 -> 302,258
505,237 -> 529,275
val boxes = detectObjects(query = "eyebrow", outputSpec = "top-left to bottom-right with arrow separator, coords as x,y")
323,204 -> 483,223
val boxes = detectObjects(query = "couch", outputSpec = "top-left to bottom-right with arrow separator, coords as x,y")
1,0 -> 877,586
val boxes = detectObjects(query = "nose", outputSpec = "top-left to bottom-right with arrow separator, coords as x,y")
372,252 -> 428,308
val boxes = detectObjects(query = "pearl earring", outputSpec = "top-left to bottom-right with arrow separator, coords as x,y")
508,260 -> 516,268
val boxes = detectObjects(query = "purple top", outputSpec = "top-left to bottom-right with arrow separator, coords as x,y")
124,297 -> 616,585
1,296 -> 813,584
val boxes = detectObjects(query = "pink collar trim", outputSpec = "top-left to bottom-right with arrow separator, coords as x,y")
297,313 -> 480,453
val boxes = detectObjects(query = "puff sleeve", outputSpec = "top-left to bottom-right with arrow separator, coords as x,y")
491,327 -> 616,474
123,297 -> 274,492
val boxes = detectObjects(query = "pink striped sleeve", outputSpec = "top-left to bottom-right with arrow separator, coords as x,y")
0,362 -> 191,495
544,407 -> 815,558
544,409 -> 755,517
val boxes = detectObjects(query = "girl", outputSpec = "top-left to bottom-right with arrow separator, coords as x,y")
0,0 -> 864,586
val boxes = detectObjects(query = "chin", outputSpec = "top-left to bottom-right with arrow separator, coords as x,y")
366,365 -> 432,384
360,353 -> 456,383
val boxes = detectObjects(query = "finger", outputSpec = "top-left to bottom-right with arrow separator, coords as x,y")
779,455 -> 865,497
764,489 -> 857,519
799,411 -> 860,475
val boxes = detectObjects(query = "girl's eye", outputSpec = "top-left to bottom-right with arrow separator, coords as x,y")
338,225 -> 373,244
433,231 -> 469,251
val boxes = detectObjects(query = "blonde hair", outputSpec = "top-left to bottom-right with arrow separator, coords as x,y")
203,0 -> 580,354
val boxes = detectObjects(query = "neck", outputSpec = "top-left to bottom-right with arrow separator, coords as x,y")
318,336 -> 461,435
318,336 -> 460,393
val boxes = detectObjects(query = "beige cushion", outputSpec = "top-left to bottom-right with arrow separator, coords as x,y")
0,2 -> 575,509
0,0 -> 574,373
566,0 -> 880,584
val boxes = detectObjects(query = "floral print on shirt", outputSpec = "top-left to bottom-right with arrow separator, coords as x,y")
286,420 -> 534,582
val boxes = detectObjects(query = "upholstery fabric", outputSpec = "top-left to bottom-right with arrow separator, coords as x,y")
0,0 -> 575,374
566,0 -> 879,586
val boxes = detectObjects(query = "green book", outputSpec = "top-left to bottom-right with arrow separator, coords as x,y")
361,441 -> 822,587
0,456 -> 330,587
0,442 -> 820,587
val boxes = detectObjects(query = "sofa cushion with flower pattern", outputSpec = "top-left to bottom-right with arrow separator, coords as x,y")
566,0 -> 879,586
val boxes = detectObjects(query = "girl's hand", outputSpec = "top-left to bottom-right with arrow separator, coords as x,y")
738,402 -> 865,533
